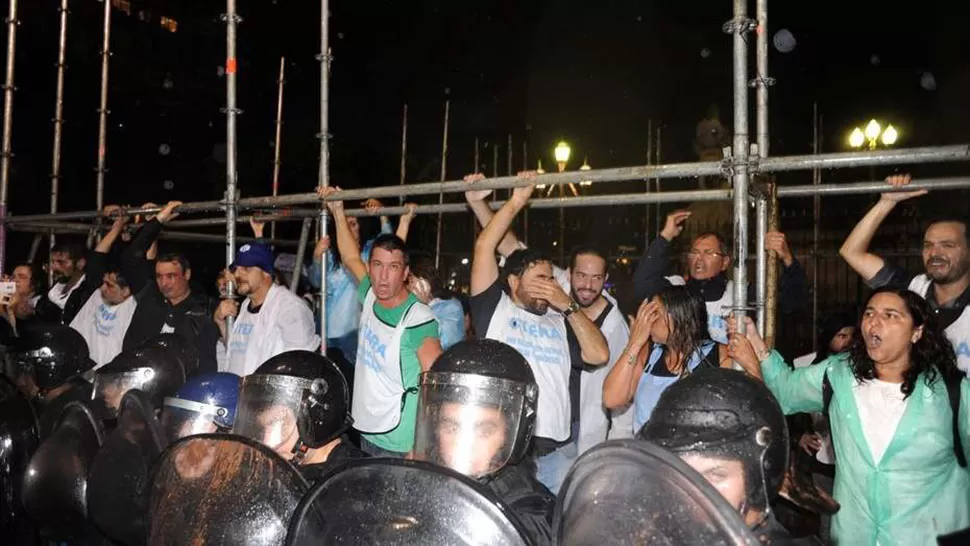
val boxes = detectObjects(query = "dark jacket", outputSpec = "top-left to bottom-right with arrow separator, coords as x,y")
299,439 -> 368,484
120,219 -> 218,374
483,460 -> 555,546
633,236 -> 809,313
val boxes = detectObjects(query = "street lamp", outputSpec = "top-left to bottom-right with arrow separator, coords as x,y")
554,141 -> 571,173
579,157 -> 592,186
849,119 -> 899,150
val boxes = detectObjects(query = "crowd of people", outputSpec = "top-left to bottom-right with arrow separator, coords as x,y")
0,172 -> 968,545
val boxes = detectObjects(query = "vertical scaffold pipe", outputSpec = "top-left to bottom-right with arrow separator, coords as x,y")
729,0 -> 752,360
93,0 -> 112,243
317,0 -> 331,353
224,0 -> 241,336
0,0 -> 19,275
49,0 -> 69,285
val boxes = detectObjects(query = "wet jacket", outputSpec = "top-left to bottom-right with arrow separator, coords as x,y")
482,460 -> 555,546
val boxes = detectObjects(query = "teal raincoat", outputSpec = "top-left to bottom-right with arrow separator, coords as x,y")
761,351 -> 970,546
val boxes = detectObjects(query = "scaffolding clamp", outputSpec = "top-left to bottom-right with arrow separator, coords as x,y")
722,17 -> 756,36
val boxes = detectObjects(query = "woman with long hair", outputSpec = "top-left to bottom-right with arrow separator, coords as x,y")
603,285 -> 732,434
729,287 -> 970,545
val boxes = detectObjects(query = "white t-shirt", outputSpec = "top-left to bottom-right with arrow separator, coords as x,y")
853,378 -> 909,464
227,304 -> 258,374
48,275 -> 86,310
70,290 -> 137,370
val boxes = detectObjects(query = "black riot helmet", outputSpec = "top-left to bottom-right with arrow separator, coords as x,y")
91,346 -> 187,418
138,333 -> 200,378
6,324 -> 93,398
637,368 -> 789,526
413,339 -> 538,479
233,350 -> 352,460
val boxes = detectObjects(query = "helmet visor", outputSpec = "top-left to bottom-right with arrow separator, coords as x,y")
161,397 -> 232,441
413,373 -> 533,479
233,375 -> 310,455
92,367 -> 158,417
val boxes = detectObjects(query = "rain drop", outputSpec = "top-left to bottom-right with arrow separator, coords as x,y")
920,71 -> 937,91
158,143 -> 171,156
773,29 -> 795,53
700,48 -> 711,59
870,54 -> 880,66
163,180 -> 174,191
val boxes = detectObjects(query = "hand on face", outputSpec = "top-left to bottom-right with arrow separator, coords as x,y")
522,277 -> 571,312
630,299 -> 662,348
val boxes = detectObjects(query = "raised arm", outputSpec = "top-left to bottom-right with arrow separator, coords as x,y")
764,231 -> 808,313
839,174 -> 925,282
603,300 -> 658,409
395,203 -> 417,242
633,210 -> 690,302
471,177 -> 534,296
319,187 -> 367,283
465,173 -> 522,258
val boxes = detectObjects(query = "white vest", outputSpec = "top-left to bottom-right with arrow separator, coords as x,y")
70,290 -> 137,370
224,284 -> 321,376
352,289 -> 435,433
551,266 -> 634,449
908,275 -> 970,374
485,291 -> 571,442
666,275 -> 740,344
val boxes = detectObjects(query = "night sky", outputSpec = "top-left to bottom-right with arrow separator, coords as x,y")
3,0 -> 969,268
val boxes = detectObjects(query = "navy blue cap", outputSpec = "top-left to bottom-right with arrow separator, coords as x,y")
230,243 -> 275,276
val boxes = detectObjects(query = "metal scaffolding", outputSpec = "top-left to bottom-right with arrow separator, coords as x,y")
0,0 -> 18,275
1,0 -> 969,349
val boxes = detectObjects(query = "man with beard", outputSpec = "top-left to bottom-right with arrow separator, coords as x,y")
320,187 -> 442,458
214,242 -> 319,376
468,176 -> 609,494
463,177 -> 632,454
840,173 -> 970,373
121,201 -> 219,373
633,210 -> 807,344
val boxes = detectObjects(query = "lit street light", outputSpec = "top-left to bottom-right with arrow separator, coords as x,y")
848,119 -> 899,150
554,141 -> 571,173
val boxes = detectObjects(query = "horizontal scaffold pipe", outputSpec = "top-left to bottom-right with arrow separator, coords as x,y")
777,176 -> 970,197
8,221 -> 301,247
5,144 -> 968,225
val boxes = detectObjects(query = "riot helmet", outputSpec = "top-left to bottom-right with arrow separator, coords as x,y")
555,439 -> 759,545
161,372 -> 240,441
149,434 -> 308,545
638,368 -> 788,527
91,345 -> 187,418
87,389 -> 168,545
286,459 -> 531,546
6,324 -> 93,399
139,333 -> 200,377
413,339 -> 537,479
233,350 -> 352,461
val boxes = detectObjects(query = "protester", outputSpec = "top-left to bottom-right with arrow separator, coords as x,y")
321,186 -> 442,458
413,339 -> 554,545
69,210 -> 139,370
463,178 -> 634,447
468,174 -> 609,493
634,210 -> 807,343
0,263 -> 60,341
840,174 -> 970,373
308,198 -> 393,363
232,350 -> 363,482
407,253 -> 465,351
603,285 -> 732,433
214,242 -> 320,376
121,201 -> 219,373
728,287 -> 970,545
637,368 -> 806,544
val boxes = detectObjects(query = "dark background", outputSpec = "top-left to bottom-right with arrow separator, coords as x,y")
2,1 -> 969,335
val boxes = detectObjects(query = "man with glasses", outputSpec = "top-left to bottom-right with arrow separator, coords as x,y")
633,210 -> 807,343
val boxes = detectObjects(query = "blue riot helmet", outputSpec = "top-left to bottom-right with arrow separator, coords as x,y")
160,372 -> 241,441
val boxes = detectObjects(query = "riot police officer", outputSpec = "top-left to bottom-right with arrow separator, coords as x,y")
412,339 -> 554,545
161,371 -> 240,440
638,368 -> 815,544
233,350 -> 362,482
6,324 -> 94,438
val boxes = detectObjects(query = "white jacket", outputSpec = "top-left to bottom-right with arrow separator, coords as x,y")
223,284 -> 321,376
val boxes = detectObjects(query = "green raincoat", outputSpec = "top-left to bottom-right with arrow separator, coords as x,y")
761,351 -> 970,546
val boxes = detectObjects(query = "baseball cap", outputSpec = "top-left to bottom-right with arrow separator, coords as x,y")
229,243 -> 275,276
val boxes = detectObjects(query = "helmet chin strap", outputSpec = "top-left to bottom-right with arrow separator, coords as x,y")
291,439 -> 310,465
